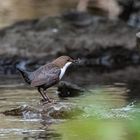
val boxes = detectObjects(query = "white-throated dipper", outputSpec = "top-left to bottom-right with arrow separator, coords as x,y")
17,56 -> 78,103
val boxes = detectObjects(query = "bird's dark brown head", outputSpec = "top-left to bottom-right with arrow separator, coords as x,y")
52,56 -> 75,68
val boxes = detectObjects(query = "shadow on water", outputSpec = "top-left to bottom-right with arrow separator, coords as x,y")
127,80 -> 140,101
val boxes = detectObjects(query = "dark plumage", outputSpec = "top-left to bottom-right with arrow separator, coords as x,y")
17,56 -> 77,103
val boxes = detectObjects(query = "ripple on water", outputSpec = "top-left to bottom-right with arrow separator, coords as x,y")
0,77 -> 140,139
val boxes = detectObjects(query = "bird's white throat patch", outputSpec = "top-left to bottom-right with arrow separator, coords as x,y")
59,62 -> 72,79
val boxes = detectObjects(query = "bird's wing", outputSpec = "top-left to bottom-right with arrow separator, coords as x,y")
31,64 -> 61,87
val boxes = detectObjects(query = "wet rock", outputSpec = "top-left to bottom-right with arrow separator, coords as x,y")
2,105 -> 41,119
2,106 -> 24,116
128,12 -> 140,28
127,80 -> 140,101
136,32 -> 140,49
118,0 -> 140,28
0,13 -> 139,75
2,102 -> 83,120
1,46 -> 140,76
3,102 -> 83,120
42,102 -> 83,119
89,0 -> 121,20
64,66 -> 140,87
35,130 -> 61,140
118,0 -> 134,21
0,56 -> 29,75
62,11 -> 93,27
57,81 -> 85,97
0,15 -> 138,59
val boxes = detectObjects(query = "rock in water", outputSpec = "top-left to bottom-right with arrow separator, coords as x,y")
57,81 -> 85,97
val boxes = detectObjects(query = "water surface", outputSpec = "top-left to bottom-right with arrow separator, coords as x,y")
0,76 -> 139,140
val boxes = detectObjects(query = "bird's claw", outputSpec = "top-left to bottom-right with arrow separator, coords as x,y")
41,98 -> 56,105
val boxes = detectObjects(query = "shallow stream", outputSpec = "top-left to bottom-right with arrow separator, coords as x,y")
0,75 -> 139,140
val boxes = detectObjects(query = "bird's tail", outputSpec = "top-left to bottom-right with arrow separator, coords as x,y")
16,66 -> 33,84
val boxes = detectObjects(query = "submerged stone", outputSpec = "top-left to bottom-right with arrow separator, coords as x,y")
2,105 -> 41,118
2,102 -> 83,120
42,102 -> 83,119
57,81 -> 85,97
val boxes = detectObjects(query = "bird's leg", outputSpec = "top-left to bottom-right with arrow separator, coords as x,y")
38,87 -> 51,102
44,90 -> 52,103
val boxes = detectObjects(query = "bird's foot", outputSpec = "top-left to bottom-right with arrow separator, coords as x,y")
41,98 -> 57,105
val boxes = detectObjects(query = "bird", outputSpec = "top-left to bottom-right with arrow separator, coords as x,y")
16,56 -> 78,103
